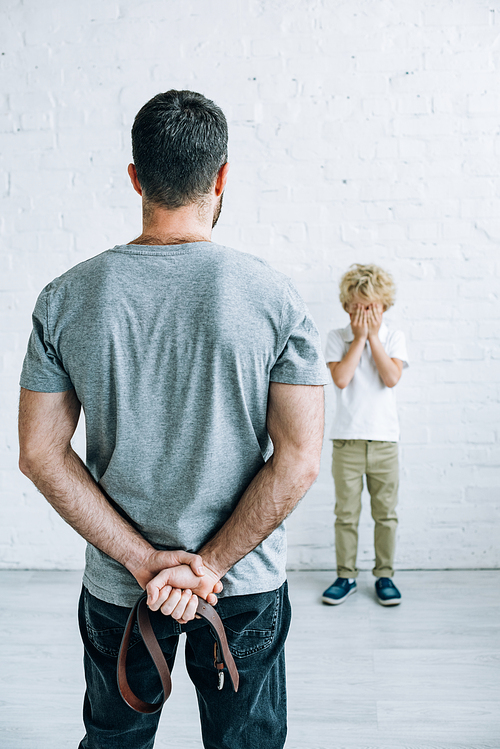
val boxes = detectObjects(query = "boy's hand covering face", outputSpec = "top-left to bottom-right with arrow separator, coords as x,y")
349,304 -> 369,340
348,299 -> 384,341
366,303 -> 383,337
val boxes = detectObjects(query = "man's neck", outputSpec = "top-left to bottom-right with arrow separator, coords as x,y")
128,202 -> 213,246
129,232 -> 209,246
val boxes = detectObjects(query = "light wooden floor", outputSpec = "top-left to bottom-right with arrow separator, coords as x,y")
0,570 -> 499,749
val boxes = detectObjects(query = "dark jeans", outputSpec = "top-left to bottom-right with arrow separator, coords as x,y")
78,582 -> 291,749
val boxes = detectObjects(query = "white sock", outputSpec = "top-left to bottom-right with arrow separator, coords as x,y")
348,578 -> 355,584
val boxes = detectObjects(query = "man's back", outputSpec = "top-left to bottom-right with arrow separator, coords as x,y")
18,90 -> 327,749
22,241 -> 325,605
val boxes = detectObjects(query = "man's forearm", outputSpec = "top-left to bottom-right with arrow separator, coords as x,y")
20,445 -> 157,580
198,451 -> 318,579
198,384 -> 325,580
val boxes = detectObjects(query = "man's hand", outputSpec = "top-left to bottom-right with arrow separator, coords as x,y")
130,549 -> 207,590
367,303 -> 383,338
146,564 -> 222,624
350,304 -> 368,341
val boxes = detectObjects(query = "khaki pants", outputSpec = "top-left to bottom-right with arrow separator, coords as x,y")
332,439 -> 399,579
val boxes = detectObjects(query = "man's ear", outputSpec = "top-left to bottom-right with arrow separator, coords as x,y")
128,163 -> 143,196
214,162 -> 230,197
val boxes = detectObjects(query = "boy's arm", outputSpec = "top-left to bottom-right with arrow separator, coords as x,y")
369,338 -> 404,387
367,305 -> 404,388
328,306 -> 367,389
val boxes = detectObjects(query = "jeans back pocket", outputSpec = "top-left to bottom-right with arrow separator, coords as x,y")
83,588 -> 141,658
219,588 -> 281,659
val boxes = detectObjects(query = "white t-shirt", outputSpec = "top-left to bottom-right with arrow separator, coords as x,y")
325,322 -> 409,442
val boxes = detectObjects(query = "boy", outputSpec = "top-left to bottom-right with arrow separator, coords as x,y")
322,264 -> 408,606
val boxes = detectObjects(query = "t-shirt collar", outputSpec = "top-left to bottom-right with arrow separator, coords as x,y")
341,321 -> 389,344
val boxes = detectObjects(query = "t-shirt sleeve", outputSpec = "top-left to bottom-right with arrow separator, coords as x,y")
20,288 -> 74,392
386,329 -> 409,368
325,328 -> 345,363
270,281 -> 328,386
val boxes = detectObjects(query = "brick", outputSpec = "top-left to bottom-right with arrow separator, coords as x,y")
467,93 -> 500,114
407,222 -> 440,241
455,344 -> 487,361
464,404 -> 500,426
422,344 -> 456,362
429,422 -> 469,444
458,279 -> 500,299
465,487 -> 500,503
437,360 -> 500,384
459,300 -> 500,320
423,6 -> 491,26
410,320 -> 462,341
400,424 -> 430,444
460,199 -> 500,220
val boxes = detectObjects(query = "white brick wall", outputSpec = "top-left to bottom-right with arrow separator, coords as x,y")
2,0 -> 499,572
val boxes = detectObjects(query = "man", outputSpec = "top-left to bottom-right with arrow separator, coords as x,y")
18,90 -> 327,749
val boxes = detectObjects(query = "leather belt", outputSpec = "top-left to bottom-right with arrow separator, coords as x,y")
117,593 -> 239,713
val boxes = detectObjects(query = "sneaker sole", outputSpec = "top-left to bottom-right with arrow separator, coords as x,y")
322,586 -> 357,605
376,596 -> 401,606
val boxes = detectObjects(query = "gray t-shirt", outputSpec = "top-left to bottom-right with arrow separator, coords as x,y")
20,242 -> 327,607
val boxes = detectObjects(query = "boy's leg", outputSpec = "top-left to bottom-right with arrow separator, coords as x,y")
332,439 -> 366,578
366,441 -> 399,578
78,586 -> 179,749
184,583 -> 291,749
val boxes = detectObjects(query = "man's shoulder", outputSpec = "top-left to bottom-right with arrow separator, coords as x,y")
209,244 -> 299,311
211,243 -> 289,282
40,250 -> 113,297
40,243 -> 295,308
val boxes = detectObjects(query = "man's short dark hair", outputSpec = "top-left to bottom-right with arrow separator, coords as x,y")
131,90 -> 228,210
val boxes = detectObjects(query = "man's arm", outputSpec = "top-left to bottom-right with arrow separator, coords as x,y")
147,382 -> 324,612
18,388 -> 219,599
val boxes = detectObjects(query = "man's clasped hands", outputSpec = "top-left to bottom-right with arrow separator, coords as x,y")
133,549 -> 223,625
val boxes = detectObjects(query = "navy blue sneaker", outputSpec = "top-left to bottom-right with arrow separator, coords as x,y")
322,577 -> 357,605
375,577 -> 402,606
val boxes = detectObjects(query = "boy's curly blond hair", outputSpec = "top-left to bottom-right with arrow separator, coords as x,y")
339,263 -> 396,311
